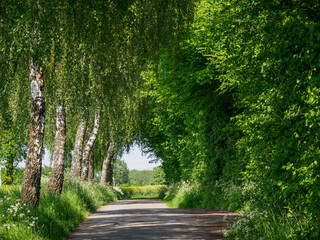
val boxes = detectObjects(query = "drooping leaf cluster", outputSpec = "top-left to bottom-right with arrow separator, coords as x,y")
0,0 -> 194,185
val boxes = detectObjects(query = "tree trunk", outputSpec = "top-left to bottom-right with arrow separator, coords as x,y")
20,60 -> 45,207
81,109 -> 100,181
100,141 -> 110,185
100,141 -> 115,186
47,104 -> 66,194
107,155 -> 115,187
70,114 -> 87,177
88,147 -> 94,182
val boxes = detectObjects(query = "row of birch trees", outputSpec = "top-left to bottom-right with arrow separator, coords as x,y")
0,0 -> 194,206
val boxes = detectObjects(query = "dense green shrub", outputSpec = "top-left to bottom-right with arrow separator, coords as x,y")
139,0 -> 320,238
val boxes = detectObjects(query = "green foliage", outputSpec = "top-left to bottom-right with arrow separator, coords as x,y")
0,0 -> 194,188
149,166 -> 166,185
113,159 -> 130,186
227,210 -> 312,240
128,167 -> 165,186
0,168 -> 25,185
120,185 -> 167,199
129,170 -> 154,186
0,173 -> 117,240
138,0 -> 320,238
0,110 -> 26,185
41,166 -> 52,178
162,181 -> 243,211
2,0 -> 320,237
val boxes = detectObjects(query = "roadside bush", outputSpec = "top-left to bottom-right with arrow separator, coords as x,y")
163,181 -> 243,211
163,180 -> 318,239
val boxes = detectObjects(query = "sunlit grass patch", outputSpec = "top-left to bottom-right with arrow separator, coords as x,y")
0,185 -> 43,240
0,174 -> 117,240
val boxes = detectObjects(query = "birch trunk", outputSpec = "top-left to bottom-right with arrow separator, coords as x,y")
81,109 -> 100,181
20,60 -> 45,206
100,141 -> 114,185
107,154 -> 115,186
88,148 -> 94,182
47,104 -> 66,194
70,115 -> 87,177
100,141 -> 110,185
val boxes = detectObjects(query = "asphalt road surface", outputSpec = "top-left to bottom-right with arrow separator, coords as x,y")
67,198 -> 237,240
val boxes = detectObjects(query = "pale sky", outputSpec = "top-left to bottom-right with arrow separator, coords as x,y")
121,145 -> 161,170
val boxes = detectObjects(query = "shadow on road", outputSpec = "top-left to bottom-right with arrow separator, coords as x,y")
67,198 -> 236,240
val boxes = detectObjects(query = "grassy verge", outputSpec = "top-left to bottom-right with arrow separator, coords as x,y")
119,185 -> 167,199
0,174 -> 117,240
161,181 -> 315,240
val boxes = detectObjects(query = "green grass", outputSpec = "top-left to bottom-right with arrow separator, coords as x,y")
162,181 -> 243,210
161,181 -> 318,240
226,209 -> 312,240
0,174 -> 117,240
120,185 -> 167,199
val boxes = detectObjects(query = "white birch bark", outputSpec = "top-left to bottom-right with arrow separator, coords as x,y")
70,114 -> 87,177
81,108 -> 100,181
100,141 -> 115,185
47,104 -> 66,194
20,59 -> 45,206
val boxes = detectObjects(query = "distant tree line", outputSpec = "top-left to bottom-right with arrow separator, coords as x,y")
113,159 -> 165,186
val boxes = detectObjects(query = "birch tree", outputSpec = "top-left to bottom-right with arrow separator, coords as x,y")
20,61 -> 45,206
100,140 -> 115,186
47,105 -> 66,194
70,114 -> 87,177
81,108 -> 100,181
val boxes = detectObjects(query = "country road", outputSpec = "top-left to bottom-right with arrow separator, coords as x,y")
67,198 -> 237,240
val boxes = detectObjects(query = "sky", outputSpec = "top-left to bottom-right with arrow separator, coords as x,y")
121,145 -> 161,170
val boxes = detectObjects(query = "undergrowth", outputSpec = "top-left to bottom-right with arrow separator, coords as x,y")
120,185 -> 167,199
0,173 -> 117,240
162,181 -> 317,240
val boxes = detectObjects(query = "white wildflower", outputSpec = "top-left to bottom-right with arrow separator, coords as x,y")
3,224 -> 10,230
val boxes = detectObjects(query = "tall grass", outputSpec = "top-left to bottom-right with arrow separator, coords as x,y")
225,209 -> 311,240
120,185 -> 167,199
162,181 -> 243,210
162,180 -> 316,240
0,174 -> 117,240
